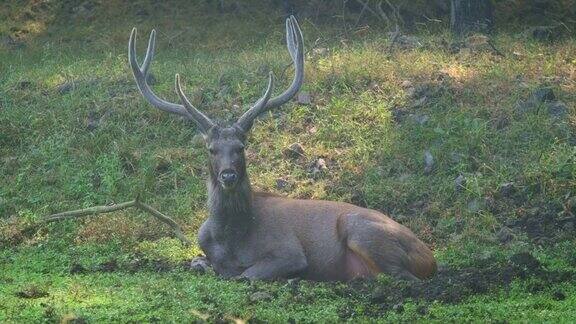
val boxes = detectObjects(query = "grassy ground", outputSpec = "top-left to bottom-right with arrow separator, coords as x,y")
1,1 -> 575,322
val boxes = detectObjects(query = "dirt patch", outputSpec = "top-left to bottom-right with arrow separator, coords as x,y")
68,256 -> 194,274
15,285 -> 49,299
333,252 -> 575,319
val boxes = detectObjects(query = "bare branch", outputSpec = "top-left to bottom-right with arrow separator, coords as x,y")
43,200 -> 137,222
41,199 -> 191,246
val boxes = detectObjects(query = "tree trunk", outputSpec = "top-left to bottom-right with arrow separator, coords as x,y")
450,0 -> 494,36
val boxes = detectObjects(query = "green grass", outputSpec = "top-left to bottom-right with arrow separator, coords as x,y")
1,0 -> 576,322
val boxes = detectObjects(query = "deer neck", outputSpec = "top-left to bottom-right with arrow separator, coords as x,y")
207,174 -> 256,239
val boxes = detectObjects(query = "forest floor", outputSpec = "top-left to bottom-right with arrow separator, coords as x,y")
1,1 -> 575,322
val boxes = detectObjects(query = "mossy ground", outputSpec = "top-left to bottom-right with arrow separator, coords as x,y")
1,1 -> 575,322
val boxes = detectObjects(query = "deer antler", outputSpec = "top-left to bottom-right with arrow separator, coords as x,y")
235,16 -> 305,132
129,16 -> 304,134
128,28 -> 215,133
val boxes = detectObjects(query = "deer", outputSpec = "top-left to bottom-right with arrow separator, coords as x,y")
128,16 -> 437,281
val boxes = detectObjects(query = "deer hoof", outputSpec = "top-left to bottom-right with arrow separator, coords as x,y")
189,256 -> 211,274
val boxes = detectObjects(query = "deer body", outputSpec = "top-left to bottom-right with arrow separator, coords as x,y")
129,17 -> 436,281
200,172 -> 435,281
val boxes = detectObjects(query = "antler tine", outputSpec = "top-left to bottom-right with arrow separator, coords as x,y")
235,16 -> 305,132
141,29 -> 156,74
175,74 -> 216,133
235,72 -> 275,132
128,28 -> 215,133
265,15 -> 304,109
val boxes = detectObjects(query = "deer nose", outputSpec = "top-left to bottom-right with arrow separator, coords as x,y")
219,170 -> 238,184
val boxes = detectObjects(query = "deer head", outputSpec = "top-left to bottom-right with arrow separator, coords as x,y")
128,16 -> 304,189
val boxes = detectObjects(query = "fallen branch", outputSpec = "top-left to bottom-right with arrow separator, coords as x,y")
41,198 -> 191,246
487,39 -> 505,57
387,24 -> 400,54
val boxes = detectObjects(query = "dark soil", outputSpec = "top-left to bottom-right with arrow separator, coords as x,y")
332,252 -> 575,319
67,252 -> 575,320
15,285 -> 49,299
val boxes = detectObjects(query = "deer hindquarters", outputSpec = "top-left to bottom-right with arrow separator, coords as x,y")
339,212 -> 436,281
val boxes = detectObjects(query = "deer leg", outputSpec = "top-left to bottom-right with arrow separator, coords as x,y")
341,213 -> 423,281
239,251 -> 308,280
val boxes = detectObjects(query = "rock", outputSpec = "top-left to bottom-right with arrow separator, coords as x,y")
287,278 -> 300,292
499,182 -> 515,197
249,291 -> 273,303
390,34 -> 422,49
391,107 -> 408,123
401,80 -> 413,88
496,227 -> 514,244
411,114 -> 429,125
423,150 -> 434,175
553,290 -> 567,301
510,252 -> 542,273
57,81 -> 76,94
392,303 -> 404,313
189,256 -> 211,274
405,86 -> 417,98
517,86 -> 556,114
411,96 -> 428,108
493,115 -> 510,130
60,313 -> 87,324
315,158 -> 327,170
467,199 -> 483,213
530,26 -> 562,42
0,35 -> 25,49
310,158 -> 328,177
283,143 -> 305,159
86,111 -> 99,131
531,87 -> 555,103
455,174 -> 466,192
191,134 -> 205,148
547,101 -> 568,119
16,80 -> 32,90
297,92 -> 312,105
307,126 -> 317,134
276,178 -> 289,190
464,34 -> 491,52
369,81 -> 382,92
416,305 -> 428,315
312,47 -> 329,57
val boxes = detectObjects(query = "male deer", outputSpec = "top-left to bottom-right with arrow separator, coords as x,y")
128,17 -> 436,281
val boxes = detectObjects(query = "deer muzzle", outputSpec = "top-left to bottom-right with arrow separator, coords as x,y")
219,170 -> 238,188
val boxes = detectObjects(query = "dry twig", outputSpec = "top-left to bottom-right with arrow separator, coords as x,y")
41,198 -> 191,245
